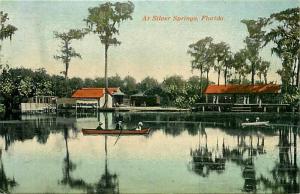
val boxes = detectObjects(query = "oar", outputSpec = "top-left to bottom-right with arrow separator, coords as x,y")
114,128 -> 123,145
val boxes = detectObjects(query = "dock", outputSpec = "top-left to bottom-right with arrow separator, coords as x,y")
98,106 -> 190,112
193,103 -> 294,113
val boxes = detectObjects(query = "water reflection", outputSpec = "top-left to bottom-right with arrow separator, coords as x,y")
87,141 -> 119,194
0,112 -> 298,193
257,127 -> 299,193
189,124 -> 225,177
60,125 -> 89,190
189,122 -> 299,193
0,149 -> 17,193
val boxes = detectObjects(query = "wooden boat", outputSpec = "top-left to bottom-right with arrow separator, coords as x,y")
82,128 -> 151,135
241,121 -> 269,127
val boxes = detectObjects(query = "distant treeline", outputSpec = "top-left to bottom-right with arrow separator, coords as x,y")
0,66 -> 213,111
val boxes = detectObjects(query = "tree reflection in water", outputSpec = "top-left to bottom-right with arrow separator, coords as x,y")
60,114 -> 120,194
189,123 -> 226,177
87,113 -> 119,194
189,124 -> 267,193
257,127 -> 299,193
87,150 -> 119,194
189,124 -> 299,193
0,149 -> 17,193
60,125 -> 90,190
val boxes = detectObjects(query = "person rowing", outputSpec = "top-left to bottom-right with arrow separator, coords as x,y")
115,121 -> 123,130
96,122 -> 103,130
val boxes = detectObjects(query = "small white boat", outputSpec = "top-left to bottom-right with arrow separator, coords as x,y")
241,121 -> 270,127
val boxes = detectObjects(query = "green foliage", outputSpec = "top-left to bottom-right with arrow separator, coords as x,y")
264,7 -> 300,88
85,1 -> 134,46
0,66 -> 53,111
138,76 -> 159,92
108,74 -> 123,87
0,11 -> 17,63
160,75 -> 207,108
232,49 -> 250,84
54,29 -> 87,79
212,42 -> 231,85
122,75 -> 137,95
241,18 -> 269,85
282,89 -> 300,106
0,11 -> 17,41
257,60 -> 270,84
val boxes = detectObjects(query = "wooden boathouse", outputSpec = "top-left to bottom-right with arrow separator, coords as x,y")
71,87 -> 124,109
194,84 -> 292,112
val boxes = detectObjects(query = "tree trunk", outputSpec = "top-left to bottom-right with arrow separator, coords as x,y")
104,44 -> 109,108
251,64 -> 255,85
259,74 -> 262,83
264,73 -> 267,84
206,70 -> 209,86
217,70 -> 220,86
224,67 -> 228,86
65,41 -> 69,80
292,62 -> 296,86
297,56 -> 300,89
4,100 -> 12,114
65,61 -> 69,80
200,69 -> 203,97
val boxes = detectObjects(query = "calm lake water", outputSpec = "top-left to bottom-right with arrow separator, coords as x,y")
0,112 -> 299,193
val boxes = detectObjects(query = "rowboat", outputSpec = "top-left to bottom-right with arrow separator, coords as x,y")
241,121 -> 269,127
82,128 -> 151,135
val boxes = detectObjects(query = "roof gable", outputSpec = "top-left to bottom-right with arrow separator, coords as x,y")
204,84 -> 281,94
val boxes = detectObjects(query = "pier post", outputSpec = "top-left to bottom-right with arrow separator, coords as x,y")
202,106 -> 205,112
277,106 -> 280,113
218,106 -> 221,112
264,106 -> 266,112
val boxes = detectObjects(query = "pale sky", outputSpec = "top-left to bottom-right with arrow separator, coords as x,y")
0,0 -> 298,83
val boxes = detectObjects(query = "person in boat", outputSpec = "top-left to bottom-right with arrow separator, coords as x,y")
115,121 -> 123,130
96,122 -> 103,130
136,122 -> 143,131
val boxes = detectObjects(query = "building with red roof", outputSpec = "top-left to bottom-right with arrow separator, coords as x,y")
203,84 -> 281,104
71,87 -> 123,108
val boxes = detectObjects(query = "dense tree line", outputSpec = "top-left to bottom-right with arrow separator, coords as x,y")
0,64 -> 211,111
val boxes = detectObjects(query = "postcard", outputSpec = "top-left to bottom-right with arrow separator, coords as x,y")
0,0 -> 299,193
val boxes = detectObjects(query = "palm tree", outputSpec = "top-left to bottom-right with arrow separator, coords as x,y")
84,2 -> 134,108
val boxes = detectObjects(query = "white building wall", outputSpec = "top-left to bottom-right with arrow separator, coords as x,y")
21,103 -> 54,113
99,95 -> 113,108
